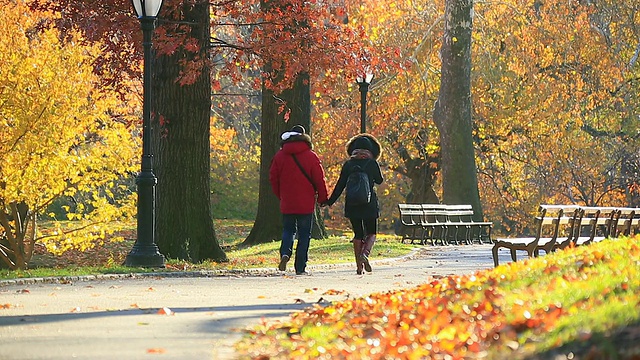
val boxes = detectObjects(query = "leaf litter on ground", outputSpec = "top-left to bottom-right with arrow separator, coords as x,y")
235,236 -> 640,359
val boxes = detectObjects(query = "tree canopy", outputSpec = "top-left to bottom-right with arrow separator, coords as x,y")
5,0 -> 640,268
0,0 -> 138,269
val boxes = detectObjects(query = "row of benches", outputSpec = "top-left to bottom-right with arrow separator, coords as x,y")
492,204 -> 640,267
397,204 -> 493,245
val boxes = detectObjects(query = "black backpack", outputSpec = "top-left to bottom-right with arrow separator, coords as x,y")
345,161 -> 371,206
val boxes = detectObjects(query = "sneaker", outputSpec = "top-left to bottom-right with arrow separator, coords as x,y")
295,271 -> 311,276
278,255 -> 289,271
362,255 -> 372,273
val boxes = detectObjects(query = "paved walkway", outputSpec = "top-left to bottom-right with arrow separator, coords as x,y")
0,244 -> 511,360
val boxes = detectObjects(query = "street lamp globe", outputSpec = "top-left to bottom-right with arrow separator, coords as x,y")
132,0 -> 163,18
356,72 -> 374,85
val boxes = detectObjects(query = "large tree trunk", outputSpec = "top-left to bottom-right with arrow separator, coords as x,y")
245,0 -> 325,245
243,81 -> 285,246
402,156 -> 440,205
152,1 -> 227,262
432,0 -> 483,219
244,72 -> 326,245
391,129 -> 441,204
282,73 -> 327,239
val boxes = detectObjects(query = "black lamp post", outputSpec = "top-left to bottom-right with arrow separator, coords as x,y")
356,72 -> 374,133
125,0 -> 165,268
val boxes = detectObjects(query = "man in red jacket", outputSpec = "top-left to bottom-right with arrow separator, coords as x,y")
269,125 -> 329,275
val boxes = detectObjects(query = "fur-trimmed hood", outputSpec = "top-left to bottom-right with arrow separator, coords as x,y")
346,133 -> 381,159
281,133 -> 312,150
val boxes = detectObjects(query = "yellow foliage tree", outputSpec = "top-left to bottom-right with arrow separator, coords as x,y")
0,0 -> 138,269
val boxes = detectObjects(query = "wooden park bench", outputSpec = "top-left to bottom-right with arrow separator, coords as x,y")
610,207 -> 640,238
445,204 -> 493,244
491,205 -> 579,267
420,204 -> 492,245
553,207 -> 618,250
397,204 -> 425,244
492,204 -> 640,267
397,203 -> 492,245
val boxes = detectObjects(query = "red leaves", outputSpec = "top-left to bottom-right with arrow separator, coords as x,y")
157,307 -> 174,316
510,303 -> 564,333
146,348 -> 166,354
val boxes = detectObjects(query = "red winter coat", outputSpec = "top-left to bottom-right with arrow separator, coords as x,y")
269,137 -> 329,214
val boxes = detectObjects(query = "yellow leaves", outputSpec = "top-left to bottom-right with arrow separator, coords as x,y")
0,2 -> 138,264
436,326 -> 457,341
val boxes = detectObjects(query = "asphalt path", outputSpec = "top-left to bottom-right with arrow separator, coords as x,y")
0,244 -> 512,360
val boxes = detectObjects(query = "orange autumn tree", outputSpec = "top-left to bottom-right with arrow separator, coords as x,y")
225,0 -> 400,244
315,0 -> 640,236
0,1 -> 138,269
471,0 -> 640,234
33,0 -> 396,251
313,0 -> 446,229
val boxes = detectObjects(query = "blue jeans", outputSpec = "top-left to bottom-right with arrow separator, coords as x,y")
280,213 -> 313,273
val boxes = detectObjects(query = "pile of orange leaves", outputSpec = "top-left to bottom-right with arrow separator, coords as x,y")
237,237 -> 640,359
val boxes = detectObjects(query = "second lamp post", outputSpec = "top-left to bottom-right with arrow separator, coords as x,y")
125,0 -> 166,268
356,72 -> 374,133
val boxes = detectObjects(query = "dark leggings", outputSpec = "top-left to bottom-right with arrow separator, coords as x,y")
349,218 -> 378,239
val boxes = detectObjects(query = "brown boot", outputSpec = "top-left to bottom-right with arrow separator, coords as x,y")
362,234 -> 376,273
352,239 -> 364,275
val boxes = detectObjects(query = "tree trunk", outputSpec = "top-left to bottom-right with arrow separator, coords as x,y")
404,157 -> 440,205
245,0 -> 324,245
152,1 -> 227,262
282,73 -> 327,239
392,129 -> 441,205
244,72 -> 326,245
432,0 -> 483,219
243,82 -> 286,245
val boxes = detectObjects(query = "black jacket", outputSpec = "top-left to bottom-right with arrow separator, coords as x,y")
326,133 -> 384,219
327,157 -> 383,219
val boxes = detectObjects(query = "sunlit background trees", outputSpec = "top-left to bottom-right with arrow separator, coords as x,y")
2,0 -> 639,268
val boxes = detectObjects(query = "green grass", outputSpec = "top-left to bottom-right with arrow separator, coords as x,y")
0,219 -> 415,280
0,265 -> 148,280
200,233 -> 413,270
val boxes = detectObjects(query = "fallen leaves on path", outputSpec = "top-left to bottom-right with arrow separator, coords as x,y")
146,348 -> 166,354
322,289 -> 346,296
237,237 -> 640,359
157,307 -> 174,316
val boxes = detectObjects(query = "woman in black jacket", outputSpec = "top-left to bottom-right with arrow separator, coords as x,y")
323,134 -> 383,274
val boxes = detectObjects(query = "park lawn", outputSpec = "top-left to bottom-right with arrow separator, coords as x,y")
0,219 -> 415,280
234,236 -> 640,359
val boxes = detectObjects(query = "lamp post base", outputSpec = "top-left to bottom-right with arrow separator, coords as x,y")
124,244 -> 165,268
